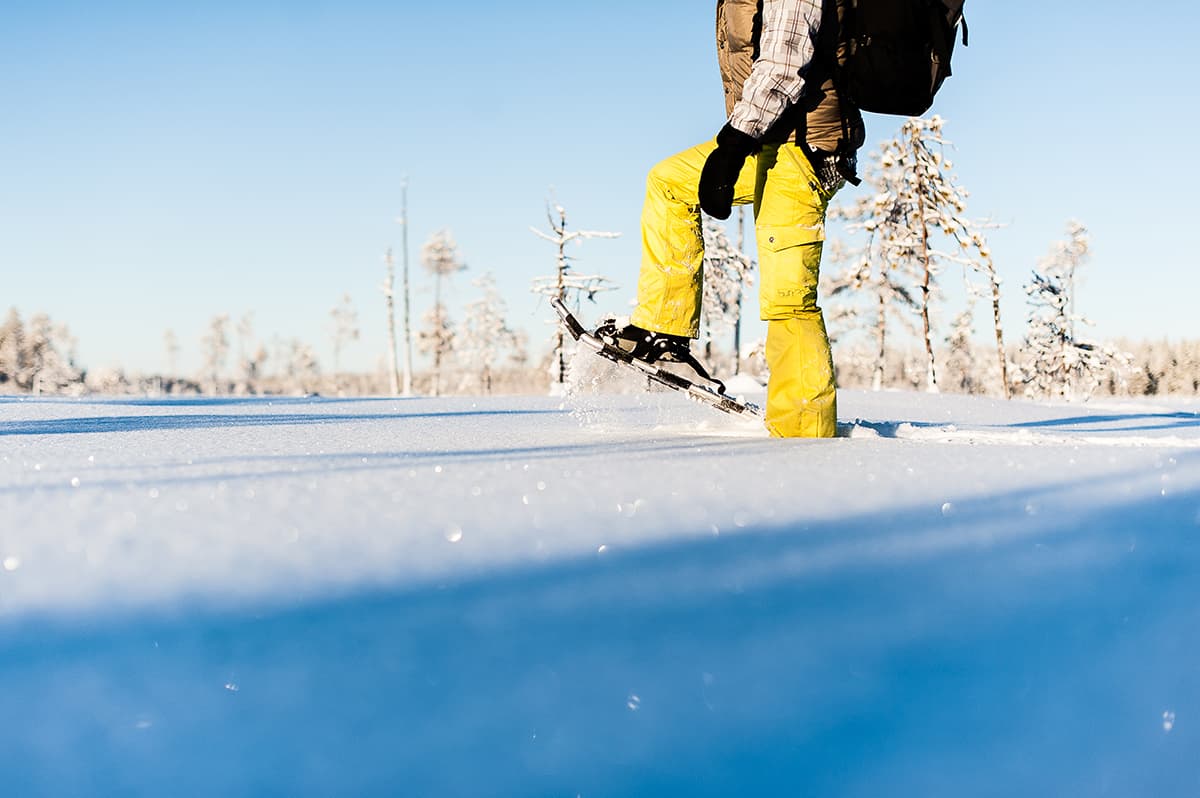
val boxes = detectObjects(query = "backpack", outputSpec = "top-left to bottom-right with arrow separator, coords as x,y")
838,0 -> 968,117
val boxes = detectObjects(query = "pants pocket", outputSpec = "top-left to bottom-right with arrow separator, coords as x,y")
757,223 -> 825,319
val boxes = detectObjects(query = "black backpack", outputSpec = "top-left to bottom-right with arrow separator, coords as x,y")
839,0 -> 968,117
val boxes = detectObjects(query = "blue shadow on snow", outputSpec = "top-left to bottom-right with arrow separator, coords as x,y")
1,458 -> 1199,797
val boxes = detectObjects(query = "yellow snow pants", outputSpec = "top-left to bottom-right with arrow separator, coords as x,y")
631,139 -> 838,438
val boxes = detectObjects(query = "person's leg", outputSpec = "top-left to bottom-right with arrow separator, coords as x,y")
753,143 -> 838,438
631,141 -> 756,337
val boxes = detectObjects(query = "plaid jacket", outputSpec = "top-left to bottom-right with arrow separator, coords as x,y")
717,0 -> 864,153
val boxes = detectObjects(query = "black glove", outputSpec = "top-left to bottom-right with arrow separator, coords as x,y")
698,123 -> 758,220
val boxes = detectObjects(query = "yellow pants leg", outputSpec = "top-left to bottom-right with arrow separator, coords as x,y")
631,140 -> 757,337
755,143 -> 838,438
631,139 -> 837,438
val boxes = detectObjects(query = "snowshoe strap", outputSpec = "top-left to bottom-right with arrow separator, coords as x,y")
676,351 -> 728,395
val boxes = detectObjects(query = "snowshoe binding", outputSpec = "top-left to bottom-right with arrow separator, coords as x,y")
594,320 -> 691,365
551,297 -> 761,418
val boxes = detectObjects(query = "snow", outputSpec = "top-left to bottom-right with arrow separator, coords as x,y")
2,388 -> 1200,795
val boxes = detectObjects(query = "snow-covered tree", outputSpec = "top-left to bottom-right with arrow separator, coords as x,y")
0,309 -> 81,394
943,306 -> 979,394
284,339 -> 320,395
381,248 -> 402,396
234,313 -> 267,393
200,314 -> 230,394
701,214 -> 755,369
391,180 -> 420,396
833,116 -> 1005,394
164,328 -> 181,378
529,201 -> 619,387
25,314 -> 80,395
0,309 -> 25,389
823,221 -> 920,392
418,303 -> 455,397
459,273 -> 522,394
1020,222 -> 1131,400
420,229 -> 467,396
329,294 -> 360,392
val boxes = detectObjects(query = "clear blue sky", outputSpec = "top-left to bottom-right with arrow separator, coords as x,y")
3,0 -> 1198,376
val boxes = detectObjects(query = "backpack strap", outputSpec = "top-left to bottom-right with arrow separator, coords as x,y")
795,0 -> 862,186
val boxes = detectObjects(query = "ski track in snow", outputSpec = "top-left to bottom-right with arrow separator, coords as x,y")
2,388 -> 1200,796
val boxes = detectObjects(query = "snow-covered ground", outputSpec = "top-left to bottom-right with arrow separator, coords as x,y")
2,383 -> 1199,796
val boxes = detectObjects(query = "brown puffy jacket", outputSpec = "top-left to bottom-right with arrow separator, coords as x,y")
716,0 -> 864,154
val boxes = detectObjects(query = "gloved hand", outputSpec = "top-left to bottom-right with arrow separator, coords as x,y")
698,123 -> 758,220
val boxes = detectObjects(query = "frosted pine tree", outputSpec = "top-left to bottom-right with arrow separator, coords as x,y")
234,313 -> 267,394
0,309 -> 25,389
420,229 -> 466,396
164,328 -> 181,379
700,214 -> 754,368
1020,222 -> 1131,400
381,248 -> 402,396
329,294 -> 360,393
529,201 -> 619,388
942,305 -> 979,394
418,304 -> 456,396
1165,340 -> 1200,395
24,314 -> 81,395
200,314 -> 230,394
284,339 -> 321,396
824,201 -> 920,391
459,273 -> 522,394
834,117 -> 1006,393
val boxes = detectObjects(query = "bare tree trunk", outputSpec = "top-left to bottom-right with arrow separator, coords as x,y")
383,248 -> 401,396
873,288 -> 886,392
555,209 -> 568,385
917,190 -> 938,393
432,273 -> 443,397
988,267 -> 1010,399
400,182 -> 414,396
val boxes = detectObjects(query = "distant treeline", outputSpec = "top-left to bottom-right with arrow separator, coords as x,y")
3,302 -> 1195,401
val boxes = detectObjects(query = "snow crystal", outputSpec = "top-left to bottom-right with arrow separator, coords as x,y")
626,695 -> 641,712
941,502 -> 955,517
1163,710 -> 1176,732
70,477 -> 80,488
2,556 -> 20,572
444,526 -> 464,544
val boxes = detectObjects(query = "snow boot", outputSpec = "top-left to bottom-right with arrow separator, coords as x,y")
594,319 -> 692,365
594,318 -> 728,394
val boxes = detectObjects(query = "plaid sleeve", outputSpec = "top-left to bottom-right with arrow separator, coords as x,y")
728,0 -> 823,139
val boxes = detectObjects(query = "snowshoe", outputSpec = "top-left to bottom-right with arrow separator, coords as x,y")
551,298 -> 762,418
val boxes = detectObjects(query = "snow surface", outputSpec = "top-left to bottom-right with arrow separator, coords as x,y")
2,385 -> 1200,796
